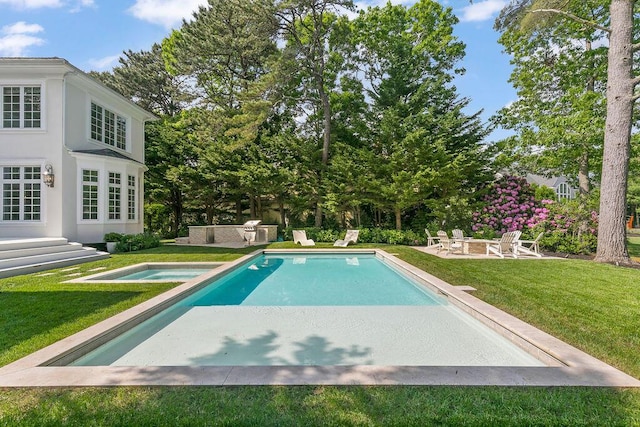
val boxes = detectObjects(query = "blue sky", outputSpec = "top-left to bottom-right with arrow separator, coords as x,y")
0,0 -> 515,141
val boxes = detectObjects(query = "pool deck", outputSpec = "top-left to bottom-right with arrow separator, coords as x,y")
0,249 -> 638,387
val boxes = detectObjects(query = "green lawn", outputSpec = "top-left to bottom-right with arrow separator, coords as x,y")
1,242 -> 640,426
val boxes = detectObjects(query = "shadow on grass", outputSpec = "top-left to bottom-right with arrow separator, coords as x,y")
1,385 -> 638,425
628,237 -> 640,258
0,290 -> 142,355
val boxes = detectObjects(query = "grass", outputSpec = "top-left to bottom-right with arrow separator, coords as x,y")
1,241 -> 640,425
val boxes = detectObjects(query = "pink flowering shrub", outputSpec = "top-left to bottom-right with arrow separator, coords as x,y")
527,199 -> 598,254
471,176 -> 537,235
472,176 -> 598,254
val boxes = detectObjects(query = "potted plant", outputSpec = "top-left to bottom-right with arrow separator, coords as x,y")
104,232 -> 123,253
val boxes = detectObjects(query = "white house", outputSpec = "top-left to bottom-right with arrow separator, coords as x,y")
525,174 -> 578,200
0,57 -> 156,244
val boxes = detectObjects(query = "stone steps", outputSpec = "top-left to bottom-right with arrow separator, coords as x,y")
0,238 -> 109,279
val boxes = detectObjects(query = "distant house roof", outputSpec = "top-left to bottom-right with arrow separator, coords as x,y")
525,174 -> 577,199
525,174 -> 567,188
71,149 -> 143,165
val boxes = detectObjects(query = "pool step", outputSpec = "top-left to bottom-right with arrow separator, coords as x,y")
0,238 -> 109,279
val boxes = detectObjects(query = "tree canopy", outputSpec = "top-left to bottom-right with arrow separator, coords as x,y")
94,0 -> 494,235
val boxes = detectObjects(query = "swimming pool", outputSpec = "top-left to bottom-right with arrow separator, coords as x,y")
66,262 -> 224,283
2,249 -> 638,386
69,253 -> 544,367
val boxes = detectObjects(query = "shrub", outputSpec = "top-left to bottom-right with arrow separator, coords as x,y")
285,227 -> 426,245
471,175 -> 537,234
103,232 -> 124,242
528,199 -> 598,254
114,233 -> 161,252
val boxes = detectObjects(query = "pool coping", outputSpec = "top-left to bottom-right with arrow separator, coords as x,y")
64,262 -> 226,283
0,249 -> 638,387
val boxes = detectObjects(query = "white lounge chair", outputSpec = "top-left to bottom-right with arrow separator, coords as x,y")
425,229 -> 440,248
293,230 -> 315,246
486,231 -> 521,258
334,229 -> 359,247
515,232 -> 543,257
436,230 -> 463,255
452,229 -> 467,241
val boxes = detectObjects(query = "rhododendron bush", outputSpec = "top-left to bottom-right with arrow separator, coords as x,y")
471,176 -> 598,254
528,199 -> 598,254
471,176 -> 537,235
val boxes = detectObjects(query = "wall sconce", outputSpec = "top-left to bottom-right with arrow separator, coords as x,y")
43,164 -> 55,188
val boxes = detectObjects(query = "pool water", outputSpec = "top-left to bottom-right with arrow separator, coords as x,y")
183,254 -> 442,306
116,268 -> 212,281
69,252 -> 545,367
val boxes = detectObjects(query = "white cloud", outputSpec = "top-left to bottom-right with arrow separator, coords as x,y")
87,54 -> 120,71
0,0 -> 93,10
0,21 -> 45,56
128,0 -> 207,29
3,21 -> 44,35
0,0 -> 63,8
70,0 -> 94,13
458,0 -> 507,22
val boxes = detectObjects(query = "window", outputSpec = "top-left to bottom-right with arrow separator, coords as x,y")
82,169 -> 99,220
108,172 -> 121,220
90,103 -> 103,142
127,175 -> 136,220
556,182 -> 571,200
90,102 -> 127,150
1,166 -> 41,221
2,86 -> 41,129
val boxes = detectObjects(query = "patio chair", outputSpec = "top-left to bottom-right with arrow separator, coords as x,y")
334,229 -> 359,247
515,232 -> 543,257
486,231 -> 520,258
425,229 -> 441,248
452,229 -> 467,241
436,230 -> 463,255
293,230 -> 315,246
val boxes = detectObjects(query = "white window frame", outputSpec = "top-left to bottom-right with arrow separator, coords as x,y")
108,172 -> 122,220
89,100 -> 128,151
1,165 -> 43,223
127,174 -> 136,221
556,182 -> 571,200
1,84 -> 43,130
81,169 -> 99,221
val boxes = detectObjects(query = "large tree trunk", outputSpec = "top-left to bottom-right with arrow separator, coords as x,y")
395,208 -> 402,231
595,0 -> 634,265
578,151 -> 590,196
279,197 -> 286,226
170,188 -> 183,238
314,76 -> 331,228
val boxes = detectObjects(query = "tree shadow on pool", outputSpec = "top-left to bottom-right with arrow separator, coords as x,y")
190,331 -> 373,366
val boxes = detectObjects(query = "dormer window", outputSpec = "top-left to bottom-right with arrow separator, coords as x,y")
2,85 -> 41,129
90,101 -> 127,150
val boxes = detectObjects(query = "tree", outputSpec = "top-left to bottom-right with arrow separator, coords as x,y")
274,0 -> 354,226
494,7 -> 608,195
496,0 -> 639,264
348,0 -> 491,230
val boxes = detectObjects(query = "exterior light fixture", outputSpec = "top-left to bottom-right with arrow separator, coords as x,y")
43,164 -> 55,188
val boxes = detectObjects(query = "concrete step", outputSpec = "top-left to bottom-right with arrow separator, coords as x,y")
0,246 -> 100,269
0,237 -> 68,252
0,242 -> 83,261
0,251 -> 109,279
